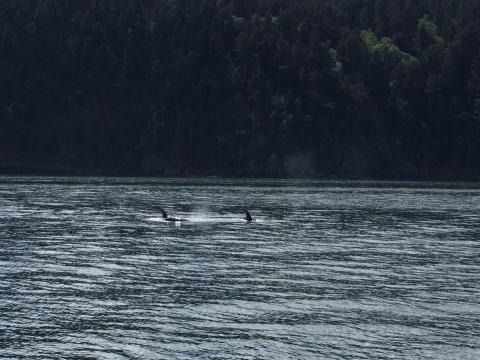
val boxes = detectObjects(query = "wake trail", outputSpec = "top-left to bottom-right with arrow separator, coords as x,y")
144,213 -> 268,224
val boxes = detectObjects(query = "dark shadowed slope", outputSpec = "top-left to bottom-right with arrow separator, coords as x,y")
1,0 -> 480,179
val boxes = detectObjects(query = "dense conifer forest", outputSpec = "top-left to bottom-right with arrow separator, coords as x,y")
1,0 -> 480,178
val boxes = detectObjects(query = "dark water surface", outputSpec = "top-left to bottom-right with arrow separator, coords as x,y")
1,177 -> 479,359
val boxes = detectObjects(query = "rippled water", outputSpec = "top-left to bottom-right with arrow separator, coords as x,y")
1,177 -> 479,359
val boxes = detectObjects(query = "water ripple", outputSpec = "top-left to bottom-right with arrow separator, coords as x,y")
1,177 -> 479,359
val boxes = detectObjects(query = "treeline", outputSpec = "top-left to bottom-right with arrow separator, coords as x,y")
1,0 -> 480,178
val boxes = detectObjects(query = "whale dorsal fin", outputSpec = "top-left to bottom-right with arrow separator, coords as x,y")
160,209 -> 168,218
245,210 -> 253,222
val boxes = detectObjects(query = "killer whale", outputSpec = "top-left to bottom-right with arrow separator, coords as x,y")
160,208 -> 187,222
245,210 -> 253,222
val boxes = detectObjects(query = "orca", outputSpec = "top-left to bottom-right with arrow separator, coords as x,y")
160,208 -> 187,222
245,210 -> 253,222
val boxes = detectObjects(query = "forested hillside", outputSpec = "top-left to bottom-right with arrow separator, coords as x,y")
1,0 -> 480,178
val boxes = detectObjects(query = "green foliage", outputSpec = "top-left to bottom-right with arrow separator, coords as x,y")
1,0 -> 480,179
361,30 -> 419,69
416,14 -> 441,47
